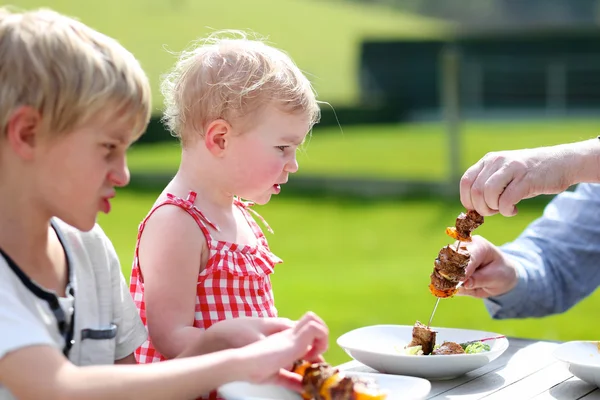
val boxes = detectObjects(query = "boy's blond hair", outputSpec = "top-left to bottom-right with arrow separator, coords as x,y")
0,7 -> 151,140
161,30 -> 320,146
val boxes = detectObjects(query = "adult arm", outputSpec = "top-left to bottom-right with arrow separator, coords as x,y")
482,183 -> 600,318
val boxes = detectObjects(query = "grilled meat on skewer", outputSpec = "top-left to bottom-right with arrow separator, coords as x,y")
429,244 -> 471,297
292,360 -> 387,400
430,210 -> 484,298
435,245 -> 470,282
445,210 -> 484,242
429,270 -> 460,298
406,321 -> 437,355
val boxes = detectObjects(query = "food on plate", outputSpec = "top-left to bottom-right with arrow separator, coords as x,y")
292,360 -> 387,400
431,341 -> 465,355
429,210 -> 484,298
402,321 -> 494,356
462,341 -> 491,354
406,321 -> 436,355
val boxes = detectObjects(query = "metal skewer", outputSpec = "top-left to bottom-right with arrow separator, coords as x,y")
427,298 -> 440,328
427,239 -> 463,328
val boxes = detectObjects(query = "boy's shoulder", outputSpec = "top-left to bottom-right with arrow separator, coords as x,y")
52,218 -> 115,261
52,218 -> 109,243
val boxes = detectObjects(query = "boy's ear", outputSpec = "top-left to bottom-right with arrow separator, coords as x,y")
204,119 -> 233,156
5,106 -> 42,160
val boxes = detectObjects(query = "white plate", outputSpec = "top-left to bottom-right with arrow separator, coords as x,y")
553,341 -> 600,388
218,371 -> 431,400
337,324 -> 509,380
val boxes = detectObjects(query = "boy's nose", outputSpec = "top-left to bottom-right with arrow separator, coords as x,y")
110,164 -> 130,187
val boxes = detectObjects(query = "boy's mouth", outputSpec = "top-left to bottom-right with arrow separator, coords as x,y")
273,184 -> 281,194
100,198 -> 111,213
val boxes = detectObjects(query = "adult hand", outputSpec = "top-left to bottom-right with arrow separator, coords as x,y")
457,235 -> 519,298
460,139 -> 600,217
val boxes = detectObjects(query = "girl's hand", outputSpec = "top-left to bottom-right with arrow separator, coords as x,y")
237,312 -> 329,392
206,316 -> 296,350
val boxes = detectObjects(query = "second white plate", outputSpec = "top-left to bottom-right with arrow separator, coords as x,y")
553,341 -> 600,388
218,370 -> 431,400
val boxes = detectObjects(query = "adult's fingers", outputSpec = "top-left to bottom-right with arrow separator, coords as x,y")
483,166 -> 516,213
456,286 -> 490,298
460,159 -> 485,211
462,263 -> 504,293
470,164 -> 502,216
462,236 -> 495,278
497,175 -> 530,217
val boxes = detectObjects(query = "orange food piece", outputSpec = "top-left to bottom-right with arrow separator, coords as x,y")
445,227 -> 472,242
293,360 -> 311,376
355,388 -> 388,400
292,360 -> 313,400
428,283 -> 458,298
321,374 -> 387,400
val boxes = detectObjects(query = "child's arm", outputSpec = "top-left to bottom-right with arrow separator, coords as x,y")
0,312 -> 328,400
138,205 -> 293,357
136,205 -> 208,357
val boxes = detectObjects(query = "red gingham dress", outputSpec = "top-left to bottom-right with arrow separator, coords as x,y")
129,191 -> 282,400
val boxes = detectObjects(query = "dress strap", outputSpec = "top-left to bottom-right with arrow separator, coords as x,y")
165,192 -> 219,231
135,191 -> 220,277
234,198 -> 274,235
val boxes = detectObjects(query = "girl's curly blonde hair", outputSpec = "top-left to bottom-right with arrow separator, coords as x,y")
160,30 -> 320,146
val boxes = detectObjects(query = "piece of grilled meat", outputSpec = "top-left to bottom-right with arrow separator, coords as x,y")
406,321 -> 437,355
446,210 -> 484,242
431,341 -> 466,355
292,360 -> 387,400
429,244 -> 471,297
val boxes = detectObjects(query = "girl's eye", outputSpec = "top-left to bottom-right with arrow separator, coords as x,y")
276,146 -> 288,152
104,143 -> 117,151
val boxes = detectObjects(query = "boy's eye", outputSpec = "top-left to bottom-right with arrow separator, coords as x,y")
276,146 -> 288,152
103,143 -> 117,151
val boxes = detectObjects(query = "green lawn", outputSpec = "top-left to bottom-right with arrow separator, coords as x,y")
97,190 -> 600,366
127,119 -> 600,180
10,0 -> 449,107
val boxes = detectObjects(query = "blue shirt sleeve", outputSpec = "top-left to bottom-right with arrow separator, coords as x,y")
484,183 -> 600,319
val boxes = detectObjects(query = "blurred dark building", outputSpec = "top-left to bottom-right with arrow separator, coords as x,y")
351,0 -> 600,29
357,0 -> 600,119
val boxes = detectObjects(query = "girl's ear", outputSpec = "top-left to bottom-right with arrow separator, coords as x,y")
5,106 -> 42,160
204,119 -> 233,156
